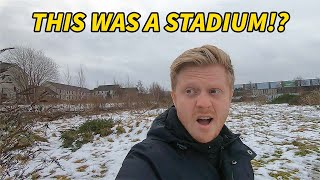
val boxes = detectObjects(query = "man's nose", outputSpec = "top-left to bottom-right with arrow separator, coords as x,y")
195,92 -> 212,109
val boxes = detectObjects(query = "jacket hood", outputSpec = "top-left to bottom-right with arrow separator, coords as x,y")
147,106 -> 239,154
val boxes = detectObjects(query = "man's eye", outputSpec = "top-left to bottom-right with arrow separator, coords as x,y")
186,89 -> 195,94
210,89 -> 221,94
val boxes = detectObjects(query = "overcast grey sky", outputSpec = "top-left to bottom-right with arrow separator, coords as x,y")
1,0 -> 319,90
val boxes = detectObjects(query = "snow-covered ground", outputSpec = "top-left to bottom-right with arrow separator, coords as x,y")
11,103 -> 320,179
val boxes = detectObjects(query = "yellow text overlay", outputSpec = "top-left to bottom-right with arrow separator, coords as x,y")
32,12 -> 290,33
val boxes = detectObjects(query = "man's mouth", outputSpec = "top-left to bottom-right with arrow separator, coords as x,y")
196,117 -> 213,125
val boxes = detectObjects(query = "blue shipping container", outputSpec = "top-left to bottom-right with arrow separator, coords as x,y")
256,82 -> 270,89
270,82 -> 281,88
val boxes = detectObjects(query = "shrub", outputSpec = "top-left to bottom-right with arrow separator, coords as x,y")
78,119 -> 114,137
61,118 -> 114,151
61,130 -> 80,150
0,104 -> 49,179
116,125 -> 126,135
270,91 -> 320,105
270,94 -> 299,105
299,91 -> 320,105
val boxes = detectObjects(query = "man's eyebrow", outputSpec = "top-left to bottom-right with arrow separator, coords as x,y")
182,81 -> 223,88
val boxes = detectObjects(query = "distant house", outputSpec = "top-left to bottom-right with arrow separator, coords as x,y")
92,85 -> 121,99
0,61 -> 27,103
43,81 -> 90,101
18,85 -> 58,102
120,87 -> 139,97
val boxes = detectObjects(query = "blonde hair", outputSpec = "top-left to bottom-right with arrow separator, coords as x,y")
170,45 -> 234,90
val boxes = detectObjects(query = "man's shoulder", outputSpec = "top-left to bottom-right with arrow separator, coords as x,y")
220,126 -> 256,160
116,138 -> 170,180
220,138 -> 256,180
130,137 -> 176,157
223,137 -> 256,160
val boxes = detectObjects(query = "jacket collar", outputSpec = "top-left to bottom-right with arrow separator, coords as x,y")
147,106 -> 239,154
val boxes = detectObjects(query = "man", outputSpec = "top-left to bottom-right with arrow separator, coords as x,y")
116,45 -> 256,180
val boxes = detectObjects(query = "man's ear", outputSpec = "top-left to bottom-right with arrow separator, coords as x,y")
230,89 -> 234,102
171,90 -> 176,106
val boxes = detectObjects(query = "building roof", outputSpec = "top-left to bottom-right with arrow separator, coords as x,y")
44,81 -> 90,92
121,87 -> 139,93
93,85 -> 120,91
0,61 -> 14,74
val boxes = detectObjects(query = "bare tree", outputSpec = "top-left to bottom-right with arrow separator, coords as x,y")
2,47 -> 59,86
63,65 -> 72,85
136,80 -> 146,94
1,47 -> 59,103
96,80 -> 99,87
113,77 -> 118,85
125,74 -> 134,88
77,64 -> 86,88
113,77 -> 122,87
149,82 -> 165,102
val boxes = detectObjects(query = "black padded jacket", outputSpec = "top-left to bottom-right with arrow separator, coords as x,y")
116,106 -> 256,180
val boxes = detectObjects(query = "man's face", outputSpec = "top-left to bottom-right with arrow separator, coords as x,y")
171,64 -> 233,143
